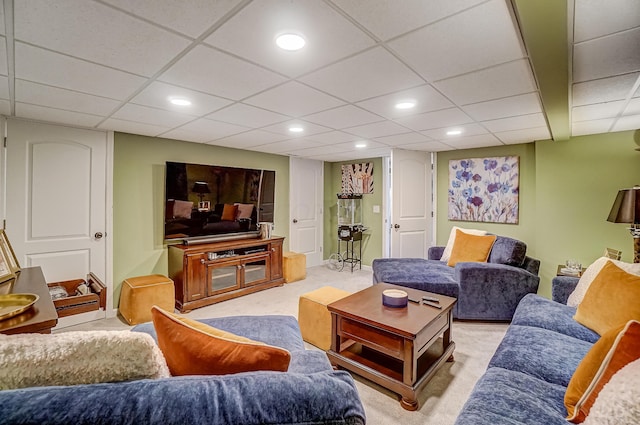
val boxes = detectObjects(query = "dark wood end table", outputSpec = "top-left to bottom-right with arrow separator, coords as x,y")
327,283 -> 456,411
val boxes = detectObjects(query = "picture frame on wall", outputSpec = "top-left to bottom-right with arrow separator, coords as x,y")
0,230 -> 20,275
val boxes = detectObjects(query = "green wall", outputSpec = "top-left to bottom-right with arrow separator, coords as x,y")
436,130 -> 640,298
113,133 -> 290,308
323,158 -> 384,266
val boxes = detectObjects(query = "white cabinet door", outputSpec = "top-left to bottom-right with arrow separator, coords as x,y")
289,157 -> 323,267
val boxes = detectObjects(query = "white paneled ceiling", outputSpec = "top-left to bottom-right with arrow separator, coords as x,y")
0,0 -> 638,161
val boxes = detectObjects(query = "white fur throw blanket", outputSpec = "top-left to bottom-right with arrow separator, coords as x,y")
0,330 -> 170,390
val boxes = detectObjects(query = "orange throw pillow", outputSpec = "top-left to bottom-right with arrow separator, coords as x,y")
565,320 -> 640,423
574,260 -> 640,336
447,229 -> 497,267
221,204 -> 238,221
150,306 -> 291,376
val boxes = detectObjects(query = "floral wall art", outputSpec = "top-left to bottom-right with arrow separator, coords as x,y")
341,162 -> 374,194
448,156 -> 520,224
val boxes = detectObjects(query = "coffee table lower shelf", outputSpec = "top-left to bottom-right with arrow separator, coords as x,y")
328,338 -> 455,410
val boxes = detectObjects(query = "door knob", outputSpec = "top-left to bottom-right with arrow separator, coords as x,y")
293,219 -> 298,224
94,232 -> 104,239
393,224 -> 400,229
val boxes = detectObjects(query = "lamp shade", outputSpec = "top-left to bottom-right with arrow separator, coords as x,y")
191,181 -> 210,194
607,186 -> 640,224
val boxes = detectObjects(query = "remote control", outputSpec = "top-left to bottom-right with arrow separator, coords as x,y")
422,300 -> 442,309
422,296 -> 440,303
407,297 -> 420,303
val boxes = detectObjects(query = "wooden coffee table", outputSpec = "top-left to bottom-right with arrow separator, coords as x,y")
327,283 -> 456,410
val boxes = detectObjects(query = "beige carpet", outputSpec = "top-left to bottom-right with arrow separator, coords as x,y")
62,265 -> 508,425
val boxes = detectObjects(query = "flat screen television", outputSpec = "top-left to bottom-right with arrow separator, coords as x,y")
164,161 -> 275,244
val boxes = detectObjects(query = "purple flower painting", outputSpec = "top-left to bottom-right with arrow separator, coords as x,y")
448,156 -> 519,224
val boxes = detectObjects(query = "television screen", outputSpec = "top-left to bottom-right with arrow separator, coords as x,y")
164,161 -> 275,243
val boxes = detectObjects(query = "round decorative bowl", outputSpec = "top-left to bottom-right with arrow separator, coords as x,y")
382,289 -> 408,308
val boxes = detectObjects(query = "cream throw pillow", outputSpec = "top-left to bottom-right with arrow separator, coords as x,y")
567,257 -> 640,307
0,330 -> 170,390
440,226 -> 488,262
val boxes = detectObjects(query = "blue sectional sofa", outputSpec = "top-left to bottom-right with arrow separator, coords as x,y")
454,276 -> 598,424
372,236 -> 540,320
0,315 -> 366,425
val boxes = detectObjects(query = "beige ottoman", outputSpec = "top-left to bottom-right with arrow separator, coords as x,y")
298,286 -> 351,350
283,251 -> 306,283
119,274 -> 175,325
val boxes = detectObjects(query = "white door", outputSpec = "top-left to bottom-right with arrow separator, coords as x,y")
5,119 -> 110,324
289,157 -> 323,267
390,149 -> 433,258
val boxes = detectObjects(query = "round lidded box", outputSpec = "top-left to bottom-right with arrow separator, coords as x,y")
382,289 -> 408,308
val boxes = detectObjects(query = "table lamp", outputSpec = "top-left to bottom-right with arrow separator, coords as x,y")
191,181 -> 210,202
607,185 -> 640,263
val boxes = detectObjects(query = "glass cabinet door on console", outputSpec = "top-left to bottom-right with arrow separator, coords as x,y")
206,258 -> 241,296
242,253 -> 270,287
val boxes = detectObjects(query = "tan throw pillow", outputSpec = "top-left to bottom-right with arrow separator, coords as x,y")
568,257 -> 640,307
151,306 -> 291,376
234,203 -> 254,220
172,199 -> 193,219
565,320 -> 640,423
574,261 -> 640,336
447,229 -> 497,267
0,331 -> 170,390
440,226 -> 488,262
221,204 -> 238,221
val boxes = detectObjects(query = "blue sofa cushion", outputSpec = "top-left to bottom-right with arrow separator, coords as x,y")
454,367 -> 568,425
371,258 -> 459,299
511,294 -> 600,343
488,325 -> 592,387
488,236 -> 527,267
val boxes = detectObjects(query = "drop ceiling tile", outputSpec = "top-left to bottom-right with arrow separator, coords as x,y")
332,0 -> 486,41
303,105 -> 383,129
261,120 -> 332,137
16,80 -> 120,116
571,119 -> 614,137
344,120 -> 411,138
205,0 -> 375,77
15,43 -> 145,100
14,0 -> 191,77
300,47 -> 423,102
624,97 -> 640,115
211,130 -> 286,149
494,127 -> 551,144
102,0 -> 243,38
612,114 -> 640,132
99,118 -> 170,137
0,75 -> 9,99
0,37 -> 7,75
112,104 -> 195,128
160,45 -> 286,100
16,103 -> 103,127
482,113 -> 546,133
445,133 -> 503,149
244,81 -> 345,117
374,132 -> 433,147
394,107 -> 473,131
572,101 -> 626,122
434,59 -> 537,105
131,81 -> 232,116
287,144 -> 350,157
422,123 -> 488,140
573,27 -> 640,83
388,0 -> 525,82
207,103 -> 289,128
0,100 -> 9,115
356,84 -> 453,119
573,0 -> 640,43
255,138 -> 323,154
462,93 -> 542,121
306,131 -> 360,144
346,147 -> 392,160
166,117 -> 249,142
572,73 -> 639,106
396,140 -> 453,152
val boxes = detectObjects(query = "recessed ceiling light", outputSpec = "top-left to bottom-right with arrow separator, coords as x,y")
395,101 -> 416,110
169,97 -> 191,106
355,142 -> 367,148
289,125 -> 304,133
276,33 -> 306,51
447,129 -> 463,136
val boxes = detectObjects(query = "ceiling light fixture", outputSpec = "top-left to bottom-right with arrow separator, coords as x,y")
276,33 -> 306,51
289,126 -> 304,133
355,142 -> 367,148
447,129 -> 463,136
169,97 -> 191,106
395,101 -> 416,110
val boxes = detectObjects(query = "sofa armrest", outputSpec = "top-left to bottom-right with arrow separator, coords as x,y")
454,262 -> 540,320
428,246 -> 445,260
552,276 -> 580,305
